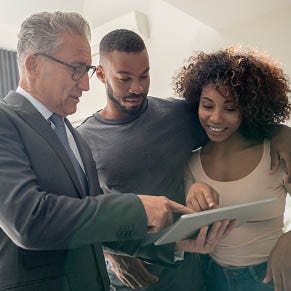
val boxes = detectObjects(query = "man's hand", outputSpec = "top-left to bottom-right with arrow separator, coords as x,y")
270,124 -> 291,182
137,195 -> 193,233
105,253 -> 158,289
263,231 -> 291,290
176,219 -> 237,253
186,182 -> 219,211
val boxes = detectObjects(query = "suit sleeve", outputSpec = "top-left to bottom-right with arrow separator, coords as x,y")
103,235 -> 177,267
0,109 -> 147,250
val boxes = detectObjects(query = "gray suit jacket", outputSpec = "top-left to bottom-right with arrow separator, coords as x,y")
0,91 -> 147,291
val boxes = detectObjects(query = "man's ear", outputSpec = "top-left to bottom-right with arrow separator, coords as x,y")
96,65 -> 106,83
24,55 -> 39,79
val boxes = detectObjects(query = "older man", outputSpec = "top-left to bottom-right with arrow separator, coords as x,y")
0,12 -> 205,291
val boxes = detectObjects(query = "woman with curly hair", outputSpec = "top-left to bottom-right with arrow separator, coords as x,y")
174,47 -> 291,291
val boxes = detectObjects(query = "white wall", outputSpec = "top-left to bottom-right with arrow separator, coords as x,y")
0,0 -> 85,50
70,0 -> 226,124
0,24 -> 18,50
145,0 -> 225,98
221,6 -> 291,129
72,1 -> 291,125
221,7 -> 291,78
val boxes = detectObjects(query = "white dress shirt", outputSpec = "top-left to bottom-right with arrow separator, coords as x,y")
16,87 -> 85,173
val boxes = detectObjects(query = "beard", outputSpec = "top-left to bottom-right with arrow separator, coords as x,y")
106,83 -> 147,117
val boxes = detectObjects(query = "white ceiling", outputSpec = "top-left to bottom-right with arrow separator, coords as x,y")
166,0 -> 291,30
0,0 -> 290,49
0,0 -> 150,30
1,0 -> 289,28
83,0 -> 149,28
0,0 -> 84,27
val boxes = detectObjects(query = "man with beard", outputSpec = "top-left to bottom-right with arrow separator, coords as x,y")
77,29 -> 291,290
0,15 -> 205,291
77,28 -> 217,291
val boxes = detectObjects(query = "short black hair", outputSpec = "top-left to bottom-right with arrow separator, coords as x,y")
99,29 -> 145,54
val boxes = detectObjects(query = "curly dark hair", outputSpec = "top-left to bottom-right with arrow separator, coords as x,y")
173,47 -> 291,141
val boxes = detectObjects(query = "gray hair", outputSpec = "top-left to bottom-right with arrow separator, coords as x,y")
17,11 -> 91,66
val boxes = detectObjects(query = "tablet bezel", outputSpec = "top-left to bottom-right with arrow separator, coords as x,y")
154,197 -> 277,245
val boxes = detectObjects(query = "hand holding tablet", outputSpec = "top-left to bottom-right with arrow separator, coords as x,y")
155,197 -> 277,245
175,219 -> 237,253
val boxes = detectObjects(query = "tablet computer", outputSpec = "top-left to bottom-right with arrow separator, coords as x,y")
154,197 -> 277,245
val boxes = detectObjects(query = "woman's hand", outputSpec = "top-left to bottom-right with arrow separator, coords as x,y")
176,219 -> 237,254
186,182 -> 219,211
264,231 -> 291,290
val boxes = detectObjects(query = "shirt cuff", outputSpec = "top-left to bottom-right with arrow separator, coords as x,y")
174,250 -> 184,262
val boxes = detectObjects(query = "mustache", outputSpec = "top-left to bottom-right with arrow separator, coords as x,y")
126,93 -> 146,99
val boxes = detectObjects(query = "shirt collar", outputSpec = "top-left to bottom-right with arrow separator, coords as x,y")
16,86 -> 53,120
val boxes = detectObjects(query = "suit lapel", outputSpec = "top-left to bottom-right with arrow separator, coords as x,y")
4,92 -> 86,198
66,120 -> 98,197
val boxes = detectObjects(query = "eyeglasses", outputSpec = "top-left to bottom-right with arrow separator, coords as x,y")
34,52 -> 96,81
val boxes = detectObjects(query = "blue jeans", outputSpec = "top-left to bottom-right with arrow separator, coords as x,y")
201,254 -> 274,291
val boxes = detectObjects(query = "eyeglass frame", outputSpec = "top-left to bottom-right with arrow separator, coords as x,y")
34,52 -> 96,81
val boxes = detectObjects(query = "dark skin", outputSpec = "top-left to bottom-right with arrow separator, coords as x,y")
186,85 -> 291,291
263,231 -> 291,290
105,120 -> 291,289
270,125 -> 291,183
96,50 -> 291,289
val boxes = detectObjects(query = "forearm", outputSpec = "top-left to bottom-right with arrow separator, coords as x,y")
0,116 -> 147,249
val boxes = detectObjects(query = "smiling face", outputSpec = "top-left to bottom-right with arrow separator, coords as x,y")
32,32 -> 92,116
97,49 -> 150,119
198,83 -> 242,143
